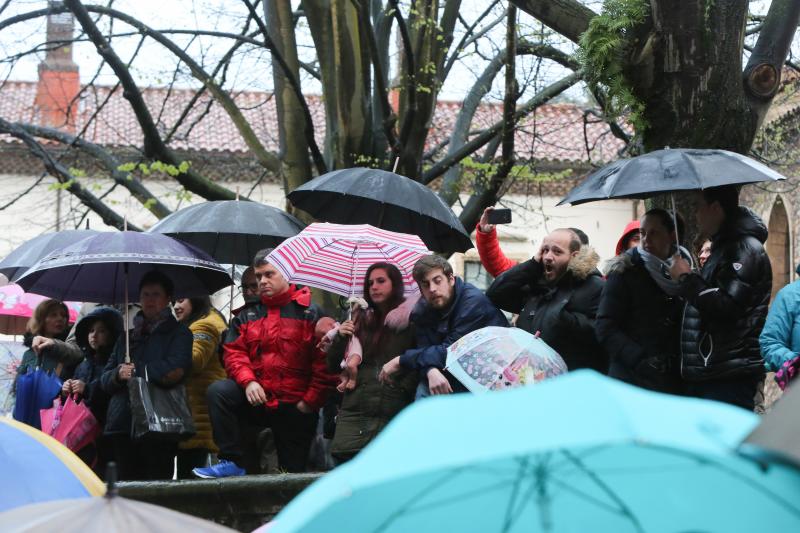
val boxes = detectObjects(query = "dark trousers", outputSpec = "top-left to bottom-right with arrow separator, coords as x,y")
176,448 -> 210,479
207,379 -> 318,473
685,374 -> 763,411
110,435 -> 177,481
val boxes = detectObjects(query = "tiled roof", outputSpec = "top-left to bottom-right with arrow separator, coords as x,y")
0,80 -> 625,166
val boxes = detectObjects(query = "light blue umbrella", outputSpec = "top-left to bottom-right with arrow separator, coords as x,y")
269,371 -> 800,533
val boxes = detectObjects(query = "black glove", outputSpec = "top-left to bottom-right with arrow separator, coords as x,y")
634,356 -> 668,381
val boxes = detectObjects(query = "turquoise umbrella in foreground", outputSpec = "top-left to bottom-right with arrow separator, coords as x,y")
268,371 -> 800,533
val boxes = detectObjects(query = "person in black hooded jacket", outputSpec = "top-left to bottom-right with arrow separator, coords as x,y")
669,186 -> 770,410
597,209 -> 687,393
487,228 -> 606,372
60,307 -> 123,475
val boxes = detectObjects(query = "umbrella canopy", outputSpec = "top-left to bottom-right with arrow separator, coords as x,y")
147,200 -> 305,265
269,371 -> 800,533
558,148 -> 787,206
266,223 -> 429,297
741,379 -> 800,466
0,417 -> 105,512
12,367 -> 62,430
15,231 -> 231,304
287,168 -> 473,254
0,230 -> 100,282
0,495 -> 237,532
0,284 -> 82,335
445,326 -> 567,393
0,340 -> 25,414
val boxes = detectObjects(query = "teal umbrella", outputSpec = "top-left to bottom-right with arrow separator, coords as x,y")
269,371 -> 800,533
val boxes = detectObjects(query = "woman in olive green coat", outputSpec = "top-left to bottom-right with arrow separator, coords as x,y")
327,262 -> 418,464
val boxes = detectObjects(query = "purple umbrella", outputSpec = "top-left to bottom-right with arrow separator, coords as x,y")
16,231 -> 231,362
0,230 -> 100,282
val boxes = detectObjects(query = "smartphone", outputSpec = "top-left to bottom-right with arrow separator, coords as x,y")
487,208 -> 512,225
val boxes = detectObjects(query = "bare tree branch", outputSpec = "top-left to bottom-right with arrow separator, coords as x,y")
509,0 -> 597,44
0,117 -> 140,231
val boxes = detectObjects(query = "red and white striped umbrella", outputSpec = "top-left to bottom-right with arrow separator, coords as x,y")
266,223 -> 429,297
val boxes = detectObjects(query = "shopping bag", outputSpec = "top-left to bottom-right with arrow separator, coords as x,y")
128,367 -> 195,442
13,367 -> 62,429
40,396 -> 101,452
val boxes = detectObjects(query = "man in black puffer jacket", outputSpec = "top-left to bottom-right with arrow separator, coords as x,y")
488,228 -> 607,372
670,186 -> 770,410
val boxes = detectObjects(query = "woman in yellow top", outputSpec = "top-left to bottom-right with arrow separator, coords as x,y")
173,296 -> 227,478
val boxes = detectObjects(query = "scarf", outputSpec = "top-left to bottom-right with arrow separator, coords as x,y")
637,244 -> 694,296
131,307 -> 172,346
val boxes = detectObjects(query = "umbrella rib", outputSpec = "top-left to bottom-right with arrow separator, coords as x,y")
560,449 -> 646,533
370,466 -> 467,533
500,456 -> 531,533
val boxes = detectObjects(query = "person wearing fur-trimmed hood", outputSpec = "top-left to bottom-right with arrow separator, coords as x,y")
597,209 -> 688,394
487,228 -> 607,372
325,262 -> 419,464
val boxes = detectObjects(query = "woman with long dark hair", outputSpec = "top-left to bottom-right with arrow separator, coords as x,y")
326,262 -> 418,464
172,295 -> 227,478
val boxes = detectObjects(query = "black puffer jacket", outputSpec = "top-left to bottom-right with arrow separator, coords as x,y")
597,248 -> 683,392
679,207 -> 771,381
487,246 -> 606,372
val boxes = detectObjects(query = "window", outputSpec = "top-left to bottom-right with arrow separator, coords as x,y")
463,260 -> 494,291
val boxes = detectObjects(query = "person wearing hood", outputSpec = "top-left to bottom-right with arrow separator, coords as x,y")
487,228 -> 607,372
172,296 -> 228,479
597,209 -> 687,393
670,185 -> 771,410
379,255 -> 509,396
615,220 -> 641,256
195,249 -> 338,478
61,307 -> 123,474
18,299 -> 77,379
761,263 -> 800,390
325,262 -> 419,464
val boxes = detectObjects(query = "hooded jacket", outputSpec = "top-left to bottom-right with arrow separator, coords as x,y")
326,295 -> 419,457
399,277 -> 509,388
615,221 -> 641,256
71,307 -> 124,424
760,264 -> 800,372
597,248 -> 683,392
678,207 -> 771,381
223,285 -> 337,410
487,246 -> 607,372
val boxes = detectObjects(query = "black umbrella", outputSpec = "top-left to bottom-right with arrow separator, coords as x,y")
287,168 -> 473,254
558,148 -> 786,206
0,230 -> 100,282
147,200 -> 305,265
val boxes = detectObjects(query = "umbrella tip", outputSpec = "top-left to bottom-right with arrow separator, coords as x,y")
105,462 -> 119,498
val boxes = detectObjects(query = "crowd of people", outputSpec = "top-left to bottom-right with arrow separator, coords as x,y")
12,184 -> 798,480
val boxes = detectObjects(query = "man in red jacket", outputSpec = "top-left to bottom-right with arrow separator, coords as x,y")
195,249 -> 337,477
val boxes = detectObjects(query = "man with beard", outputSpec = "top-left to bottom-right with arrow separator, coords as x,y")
487,228 -> 607,372
379,255 -> 508,396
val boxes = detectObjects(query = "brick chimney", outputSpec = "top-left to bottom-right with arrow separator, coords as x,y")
35,3 -> 79,131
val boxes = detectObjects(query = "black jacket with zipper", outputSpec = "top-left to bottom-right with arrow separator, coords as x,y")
678,207 -> 771,381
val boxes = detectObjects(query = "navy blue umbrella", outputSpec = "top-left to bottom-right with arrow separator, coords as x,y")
12,366 -> 62,430
15,231 -> 231,304
0,230 -> 100,282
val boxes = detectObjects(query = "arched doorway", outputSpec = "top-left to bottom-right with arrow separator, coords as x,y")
766,197 -> 791,301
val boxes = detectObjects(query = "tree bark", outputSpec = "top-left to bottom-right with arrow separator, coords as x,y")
509,0 -> 596,43
265,0 -> 313,194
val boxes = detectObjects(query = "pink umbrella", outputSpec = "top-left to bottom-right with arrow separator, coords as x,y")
0,284 -> 81,335
266,223 -> 429,298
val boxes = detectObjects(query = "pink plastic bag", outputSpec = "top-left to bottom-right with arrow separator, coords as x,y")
40,396 -> 100,452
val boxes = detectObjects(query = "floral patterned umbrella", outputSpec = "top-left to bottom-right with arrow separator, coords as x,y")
0,284 -> 81,335
445,326 -> 567,393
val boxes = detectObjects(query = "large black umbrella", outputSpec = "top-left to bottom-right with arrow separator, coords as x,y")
0,230 -> 100,282
287,168 -> 473,254
558,148 -> 786,206
147,200 -> 305,265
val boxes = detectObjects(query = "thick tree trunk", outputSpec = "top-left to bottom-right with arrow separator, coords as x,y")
265,0 -> 313,194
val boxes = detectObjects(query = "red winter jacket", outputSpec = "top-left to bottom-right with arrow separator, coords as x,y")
475,224 -> 518,278
223,285 -> 337,410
